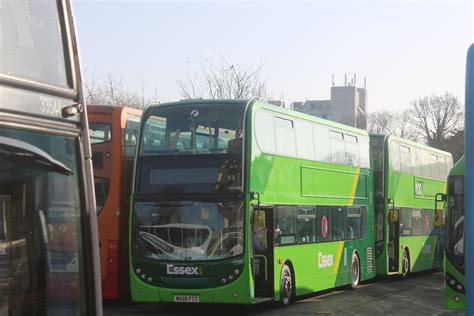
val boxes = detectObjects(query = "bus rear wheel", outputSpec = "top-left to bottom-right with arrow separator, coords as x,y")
279,264 -> 293,307
402,248 -> 410,277
350,253 -> 360,289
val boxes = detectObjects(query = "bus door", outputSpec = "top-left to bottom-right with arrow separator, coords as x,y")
252,206 -> 274,299
387,202 -> 400,273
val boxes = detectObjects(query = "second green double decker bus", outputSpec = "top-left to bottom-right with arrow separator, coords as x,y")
129,99 -> 376,305
443,157 -> 465,309
370,135 -> 452,277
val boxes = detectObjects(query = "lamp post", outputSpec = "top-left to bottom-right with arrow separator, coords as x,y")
465,43 -> 474,316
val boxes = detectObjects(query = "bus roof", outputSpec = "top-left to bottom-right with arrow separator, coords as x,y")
371,133 -> 453,157
146,99 -> 369,136
146,99 -> 247,110
88,105 -> 142,116
449,155 -> 465,176
253,101 -> 368,136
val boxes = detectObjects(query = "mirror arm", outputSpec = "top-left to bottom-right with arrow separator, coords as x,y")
250,191 -> 261,231
250,191 -> 261,211
434,193 -> 446,227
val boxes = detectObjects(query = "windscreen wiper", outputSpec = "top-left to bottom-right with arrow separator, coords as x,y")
0,136 -> 73,175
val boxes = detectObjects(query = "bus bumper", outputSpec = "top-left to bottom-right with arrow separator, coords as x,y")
131,265 -> 254,304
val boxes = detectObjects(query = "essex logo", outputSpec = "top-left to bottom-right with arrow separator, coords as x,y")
318,252 -> 334,268
166,264 -> 200,276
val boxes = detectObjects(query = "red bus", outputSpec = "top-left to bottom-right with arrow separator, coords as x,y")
88,105 -> 142,300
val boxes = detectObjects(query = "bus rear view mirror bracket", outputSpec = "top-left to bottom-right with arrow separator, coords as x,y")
387,198 -> 398,222
434,193 -> 447,227
435,193 -> 447,202
250,191 -> 261,231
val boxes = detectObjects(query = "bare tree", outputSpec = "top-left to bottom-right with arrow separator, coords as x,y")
367,111 -> 394,134
85,73 -> 102,104
393,110 -> 420,141
367,109 -> 419,141
177,54 -> 268,100
410,92 -> 463,149
444,129 -> 464,162
85,74 -> 152,109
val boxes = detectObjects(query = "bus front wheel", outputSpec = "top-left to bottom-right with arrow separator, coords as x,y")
402,248 -> 410,277
350,253 -> 360,289
279,264 -> 294,307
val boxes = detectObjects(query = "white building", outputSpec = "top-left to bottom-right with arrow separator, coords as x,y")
292,75 -> 368,130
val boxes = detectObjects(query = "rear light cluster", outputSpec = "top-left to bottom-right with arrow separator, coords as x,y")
103,240 -> 120,299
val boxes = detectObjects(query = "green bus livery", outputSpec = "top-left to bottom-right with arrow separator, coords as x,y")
129,99 -> 376,305
444,157 -> 465,309
370,135 -> 452,277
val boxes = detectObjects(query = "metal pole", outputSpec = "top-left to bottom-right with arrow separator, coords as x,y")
465,43 -> 474,316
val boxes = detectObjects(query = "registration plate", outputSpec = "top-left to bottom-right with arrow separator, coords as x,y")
174,295 -> 200,303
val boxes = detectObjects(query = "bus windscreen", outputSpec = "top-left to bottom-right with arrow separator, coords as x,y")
1,0 -> 71,88
140,103 -> 245,155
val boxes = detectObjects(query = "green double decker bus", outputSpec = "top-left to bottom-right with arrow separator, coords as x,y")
129,99 -> 376,305
443,157 -> 465,309
370,135 -> 452,277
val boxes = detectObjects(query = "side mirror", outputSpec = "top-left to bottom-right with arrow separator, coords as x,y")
387,198 -> 398,222
435,193 -> 447,202
254,210 -> 266,227
389,209 -> 399,222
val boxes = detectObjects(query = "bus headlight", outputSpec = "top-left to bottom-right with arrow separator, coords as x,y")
221,278 -> 227,283
234,269 -> 240,275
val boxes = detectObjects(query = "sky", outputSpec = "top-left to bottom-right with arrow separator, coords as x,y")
74,0 -> 473,112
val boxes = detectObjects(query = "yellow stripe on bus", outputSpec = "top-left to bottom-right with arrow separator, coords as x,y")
348,168 -> 361,206
333,241 -> 345,273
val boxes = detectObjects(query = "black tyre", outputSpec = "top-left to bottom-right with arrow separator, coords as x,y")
279,264 -> 293,307
402,248 -> 410,277
350,253 -> 360,289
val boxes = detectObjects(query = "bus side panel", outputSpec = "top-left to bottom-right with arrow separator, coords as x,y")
385,137 -> 447,275
273,238 -> 374,297
91,110 -> 123,299
399,235 -> 441,273
389,172 -> 444,273
249,104 -> 375,300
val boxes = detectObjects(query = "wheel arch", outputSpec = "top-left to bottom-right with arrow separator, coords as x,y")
351,249 -> 362,287
404,247 -> 411,270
